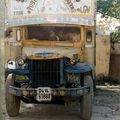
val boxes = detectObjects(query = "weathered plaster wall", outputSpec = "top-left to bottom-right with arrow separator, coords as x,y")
0,1 -> 5,120
96,35 -> 110,78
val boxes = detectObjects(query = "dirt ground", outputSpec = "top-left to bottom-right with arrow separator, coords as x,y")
5,85 -> 120,120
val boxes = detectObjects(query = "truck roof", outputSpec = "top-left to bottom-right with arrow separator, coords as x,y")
6,0 -> 95,27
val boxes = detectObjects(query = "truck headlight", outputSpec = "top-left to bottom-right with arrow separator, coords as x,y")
15,56 -> 25,66
15,56 -> 28,69
70,54 -> 80,65
6,60 -> 16,69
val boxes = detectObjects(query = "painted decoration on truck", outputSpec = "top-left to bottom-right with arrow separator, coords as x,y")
7,0 -> 95,26
9,0 -> 94,17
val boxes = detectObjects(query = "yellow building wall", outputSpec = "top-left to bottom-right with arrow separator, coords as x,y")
96,35 -> 110,77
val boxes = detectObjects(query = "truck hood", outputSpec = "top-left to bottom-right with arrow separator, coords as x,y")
22,46 -> 81,58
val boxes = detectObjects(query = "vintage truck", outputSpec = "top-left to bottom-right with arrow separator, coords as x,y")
5,0 -> 95,120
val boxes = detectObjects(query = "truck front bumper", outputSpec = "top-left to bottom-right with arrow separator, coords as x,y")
8,85 -> 90,98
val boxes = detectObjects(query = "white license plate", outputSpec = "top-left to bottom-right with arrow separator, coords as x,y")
36,87 -> 52,102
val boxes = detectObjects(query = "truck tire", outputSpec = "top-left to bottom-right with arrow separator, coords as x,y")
80,75 -> 93,120
5,74 -> 21,117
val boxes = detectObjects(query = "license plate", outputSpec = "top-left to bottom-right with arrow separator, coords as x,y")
36,87 -> 52,102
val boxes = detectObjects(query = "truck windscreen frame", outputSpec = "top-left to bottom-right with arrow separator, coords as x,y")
27,26 -> 81,42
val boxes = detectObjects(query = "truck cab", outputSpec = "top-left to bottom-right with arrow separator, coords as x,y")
5,0 -> 95,120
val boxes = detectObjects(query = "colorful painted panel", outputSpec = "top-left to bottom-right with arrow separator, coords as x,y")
9,0 -> 94,17
6,0 -> 95,26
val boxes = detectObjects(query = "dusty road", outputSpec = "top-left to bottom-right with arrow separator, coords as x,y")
5,86 -> 120,120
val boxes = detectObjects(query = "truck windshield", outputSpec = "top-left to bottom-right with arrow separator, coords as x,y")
27,26 -> 81,42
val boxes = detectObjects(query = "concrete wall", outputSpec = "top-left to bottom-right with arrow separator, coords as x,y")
0,1 -> 5,120
96,35 -> 110,78
110,43 -> 120,80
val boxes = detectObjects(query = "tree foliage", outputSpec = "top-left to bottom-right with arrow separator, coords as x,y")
97,0 -> 120,43
110,27 -> 120,43
97,0 -> 120,19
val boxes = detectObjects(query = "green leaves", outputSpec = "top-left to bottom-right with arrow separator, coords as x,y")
97,0 -> 120,19
110,27 -> 120,43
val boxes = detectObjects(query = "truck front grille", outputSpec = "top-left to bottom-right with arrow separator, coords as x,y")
28,59 -> 63,87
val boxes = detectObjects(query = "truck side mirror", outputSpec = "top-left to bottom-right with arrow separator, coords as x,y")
86,30 -> 92,43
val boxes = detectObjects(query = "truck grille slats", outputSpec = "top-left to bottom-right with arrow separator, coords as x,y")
29,59 -> 62,87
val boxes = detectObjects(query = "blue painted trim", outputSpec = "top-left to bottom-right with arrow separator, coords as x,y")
10,69 -> 29,75
9,85 -> 90,97
35,52 -> 55,57
65,62 -> 93,74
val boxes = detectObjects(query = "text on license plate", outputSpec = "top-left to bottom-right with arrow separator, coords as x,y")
36,87 -> 51,102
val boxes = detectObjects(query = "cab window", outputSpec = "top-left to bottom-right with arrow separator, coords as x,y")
27,26 -> 81,42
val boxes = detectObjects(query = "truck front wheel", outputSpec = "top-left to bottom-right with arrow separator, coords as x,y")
5,74 -> 21,117
80,75 -> 93,120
